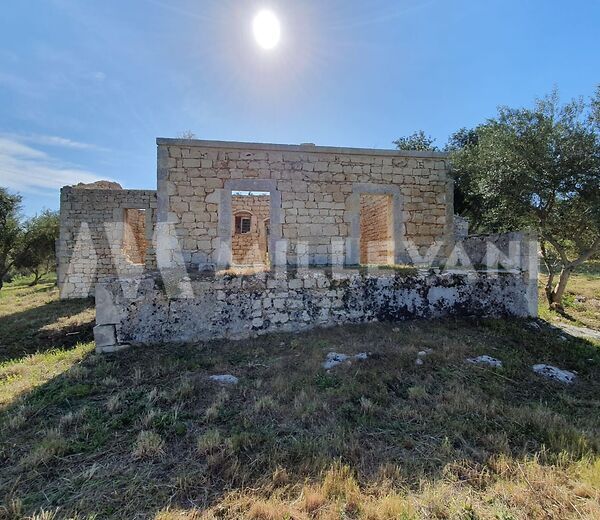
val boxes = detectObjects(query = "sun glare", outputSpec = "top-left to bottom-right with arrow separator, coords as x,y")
252,10 -> 280,50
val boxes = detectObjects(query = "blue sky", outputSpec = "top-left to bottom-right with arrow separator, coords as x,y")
1,0 -> 599,215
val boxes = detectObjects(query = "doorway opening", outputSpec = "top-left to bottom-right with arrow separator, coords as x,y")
231,191 -> 271,266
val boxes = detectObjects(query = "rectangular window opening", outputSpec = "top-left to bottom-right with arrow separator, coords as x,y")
235,216 -> 251,234
359,193 -> 393,265
123,208 -> 148,265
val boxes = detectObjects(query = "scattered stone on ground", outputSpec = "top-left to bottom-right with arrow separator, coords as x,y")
323,352 -> 369,370
415,348 -> 433,365
208,374 -> 239,385
467,355 -> 503,368
532,364 -> 576,384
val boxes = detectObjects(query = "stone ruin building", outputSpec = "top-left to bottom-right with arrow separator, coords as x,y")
57,139 -> 538,353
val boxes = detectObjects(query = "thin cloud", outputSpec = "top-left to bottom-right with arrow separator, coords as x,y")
2,132 -> 104,151
0,136 -> 110,195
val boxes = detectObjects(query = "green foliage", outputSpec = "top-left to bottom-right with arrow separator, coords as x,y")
0,187 -> 22,288
0,186 -> 59,289
445,126 -> 479,152
450,88 -> 600,305
393,130 -> 438,151
451,88 -> 599,234
15,210 -> 59,284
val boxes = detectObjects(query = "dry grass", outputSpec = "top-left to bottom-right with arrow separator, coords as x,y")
133,430 -> 166,460
154,456 -> 600,519
0,271 -> 599,519
20,429 -> 68,467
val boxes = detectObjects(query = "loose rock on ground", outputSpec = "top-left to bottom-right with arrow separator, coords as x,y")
323,352 -> 369,370
208,374 -> 239,385
532,364 -> 576,384
467,355 -> 503,368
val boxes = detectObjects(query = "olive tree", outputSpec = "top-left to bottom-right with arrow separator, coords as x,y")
15,210 -> 60,285
0,188 -> 23,290
450,88 -> 600,309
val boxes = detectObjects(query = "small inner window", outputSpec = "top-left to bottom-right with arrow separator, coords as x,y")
235,215 -> 251,234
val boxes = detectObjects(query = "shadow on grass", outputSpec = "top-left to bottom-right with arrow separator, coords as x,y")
0,316 -> 599,518
555,306 -> 578,322
0,295 -> 94,363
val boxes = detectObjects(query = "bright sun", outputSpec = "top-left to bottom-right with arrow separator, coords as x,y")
252,10 -> 280,50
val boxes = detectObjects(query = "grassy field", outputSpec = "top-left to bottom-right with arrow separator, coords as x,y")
0,273 -> 599,519
539,261 -> 600,331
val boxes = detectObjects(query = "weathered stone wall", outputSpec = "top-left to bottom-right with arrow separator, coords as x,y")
360,193 -> 392,264
231,194 -> 270,265
94,267 -> 536,351
460,232 -> 533,267
157,139 -> 452,269
454,215 -> 469,241
58,186 -> 157,298
458,231 -> 539,317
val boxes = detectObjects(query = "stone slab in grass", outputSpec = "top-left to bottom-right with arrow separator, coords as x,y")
532,364 -> 576,384
209,374 -> 239,385
323,352 -> 369,370
467,355 -> 503,368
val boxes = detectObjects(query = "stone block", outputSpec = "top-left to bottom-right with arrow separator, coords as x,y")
94,324 -> 117,348
96,343 -> 131,354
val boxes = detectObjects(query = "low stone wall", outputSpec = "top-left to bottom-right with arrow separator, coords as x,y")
94,268 -> 536,352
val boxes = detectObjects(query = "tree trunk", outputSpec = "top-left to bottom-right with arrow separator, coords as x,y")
29,270 -> 42,286
540,240 -> 557,308
544,271 -> 555,306
548,267 -> 573,310
545,238 -> 600,309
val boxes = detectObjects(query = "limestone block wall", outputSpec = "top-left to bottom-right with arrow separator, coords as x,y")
58,186 -> 157,299
157,139 -> 453,269
231,194 -> 270,265
94,267 -> 536,350
359,193 -> 392,264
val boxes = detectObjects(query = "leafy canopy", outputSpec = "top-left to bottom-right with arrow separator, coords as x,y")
0,188 -> 23,283
15,210 -> 60,281
450,89 -> 599,253
393,130 -> 438,152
